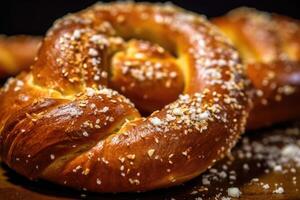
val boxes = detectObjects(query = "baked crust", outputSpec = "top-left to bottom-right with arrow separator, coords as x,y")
0,2 -> 250,192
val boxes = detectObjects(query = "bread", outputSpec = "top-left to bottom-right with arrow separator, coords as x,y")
0,35 -> 41,77
0,2 -> 250,192
212,7 -> 300,129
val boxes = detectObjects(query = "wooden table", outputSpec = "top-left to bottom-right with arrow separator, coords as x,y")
1,121 -> 299,200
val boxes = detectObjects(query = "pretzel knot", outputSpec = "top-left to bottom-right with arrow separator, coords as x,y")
0,2 -> 251,192
213,7 -> 300,129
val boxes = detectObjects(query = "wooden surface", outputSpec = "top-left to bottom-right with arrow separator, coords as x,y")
0,121 -> 300,200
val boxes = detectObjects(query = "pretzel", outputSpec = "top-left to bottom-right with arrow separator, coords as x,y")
0,2 -> 250,192
0,5 -> 298,193
0,35 -> 41,78
212,8 -> 300,129
2,8 -> 299,130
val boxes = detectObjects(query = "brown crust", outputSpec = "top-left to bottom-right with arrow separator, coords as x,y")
0,2 -> 250,192
2,8 -> 300,130
0,35 -> 41,77
212,7 -> 300,129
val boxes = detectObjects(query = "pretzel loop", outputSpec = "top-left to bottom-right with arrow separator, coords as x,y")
0,3 -> 250,192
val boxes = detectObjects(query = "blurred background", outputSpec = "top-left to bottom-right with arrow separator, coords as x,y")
1,0 -> 299,36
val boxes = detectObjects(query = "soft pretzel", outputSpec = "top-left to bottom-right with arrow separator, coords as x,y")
0,2 -> 250,192
2,8 -> 299,130
0,35 -> 41,78
212,8 -> 300,129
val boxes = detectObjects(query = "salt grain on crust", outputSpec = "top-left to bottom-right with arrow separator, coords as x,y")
147,149 -> 155,157
149,117 -> 162,126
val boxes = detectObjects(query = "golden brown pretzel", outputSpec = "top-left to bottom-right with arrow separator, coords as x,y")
212,8 -> 300,129
0,2 -> 250,192
0,35 -> 41,78
2,9 -> 299,130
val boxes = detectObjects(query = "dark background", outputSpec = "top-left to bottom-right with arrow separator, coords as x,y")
0,0 -> 299,36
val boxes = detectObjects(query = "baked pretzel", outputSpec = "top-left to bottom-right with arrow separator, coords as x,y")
0,35 -> 41,78
2,8 -> 299,130
0,2 -> 250,192
212,8 -> 300,129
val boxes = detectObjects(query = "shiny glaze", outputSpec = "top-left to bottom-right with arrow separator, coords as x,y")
0,2 -> 250,192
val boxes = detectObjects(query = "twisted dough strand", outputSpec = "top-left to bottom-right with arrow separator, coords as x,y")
0,2 -> 250,192
213,8 -> 300,129
3,8 -> 299,130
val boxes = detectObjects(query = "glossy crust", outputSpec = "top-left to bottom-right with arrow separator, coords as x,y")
0,35 -> 41,78
0,2 -> 250,192
3,8 -> 300,130
212,8 -> 300,129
